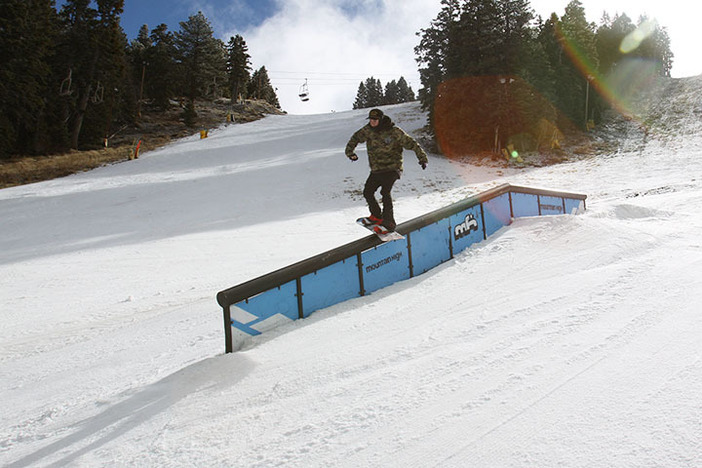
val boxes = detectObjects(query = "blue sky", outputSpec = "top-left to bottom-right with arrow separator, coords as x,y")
124,0 -> 278,39
55,0 -> 278,38
54,0 -> 700,115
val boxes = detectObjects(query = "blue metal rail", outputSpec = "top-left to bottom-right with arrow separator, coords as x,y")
217,183 -> 587,353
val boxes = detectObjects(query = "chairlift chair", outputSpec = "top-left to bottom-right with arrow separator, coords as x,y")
299,79 -> 309,102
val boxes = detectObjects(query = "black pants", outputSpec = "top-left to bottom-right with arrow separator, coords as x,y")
363,170 -> 400,224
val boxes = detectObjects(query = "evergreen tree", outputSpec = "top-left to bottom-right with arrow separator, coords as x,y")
352,77 -> 384,109
415,1 -> 455,114
448,0 -> 501,76
496,0 -> 534,72
0,0 -> 58,157
208,38 -> 228,99
248,67 -> 280,108
147,24 -> 178,110
381,77 -> 415,105
557,0 -> 599,126
56,0 -> 130,149
353,82 -> 368,109
384,80 -> 400,105
396,77 -> 415,102
648,22 -> 673,77
365,77 -> 384,107
92,1 -> 133,145
1,0 -> 286,158
595,13 -> 635,76
437,0 -> 534,78
416,0 -> 539,147
520,18 -> 556,105
226,35 -> 252,101
626,16 -> 673,76
128,25 -> 151,116
135,24 -> 152,48
175,11 -> 227,124
535,13 -> 565,105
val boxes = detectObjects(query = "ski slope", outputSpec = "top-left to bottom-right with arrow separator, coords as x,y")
2,77 -> 702,467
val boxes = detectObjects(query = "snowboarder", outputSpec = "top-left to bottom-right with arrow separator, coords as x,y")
345,108 -> 428,231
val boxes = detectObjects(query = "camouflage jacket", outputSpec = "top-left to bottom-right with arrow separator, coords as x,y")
345,116 -> 428,173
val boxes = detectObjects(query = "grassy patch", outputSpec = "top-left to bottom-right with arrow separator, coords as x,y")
0,146 -> 135,189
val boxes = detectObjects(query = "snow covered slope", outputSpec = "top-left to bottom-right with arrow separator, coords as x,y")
2,78 -> 702,467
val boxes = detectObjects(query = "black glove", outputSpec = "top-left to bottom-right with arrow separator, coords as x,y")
348,153 -> 358,161
420,161 -> 427,170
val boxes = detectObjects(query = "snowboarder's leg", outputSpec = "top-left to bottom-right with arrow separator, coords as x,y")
379,171 -> 400,230
363,173 -> 383,219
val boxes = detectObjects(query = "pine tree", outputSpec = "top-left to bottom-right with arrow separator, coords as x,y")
227,35 -> 252,101
380,77 -> 415,106
248,67 -> 280,108
0,0 -> 58,157
647,22 -> 673,77
384,80 -> 400,105
351,77 -> 384,109
536,13 -> 565,100
56,0 -> 130,149
91,0 -> 132,145
365,77 -> 384,107
416,0 -> 540,147
415,0 -> 456,114
625,16 -> 673,76
396,77 -> 415,102
175,11 -> 227,124
353,82 -> 368,109
147,24 -> 178,110
128,25 -> 151,116
519,17 -> 556,104
449,0 -> 502,76
496,0 -> 534,73
595,13 -> 635,76
557,0 -> 599,126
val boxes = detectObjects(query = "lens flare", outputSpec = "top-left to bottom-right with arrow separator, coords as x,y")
620,19 -> 657,54
431,20 -> 664,184
554,22 -> 661,118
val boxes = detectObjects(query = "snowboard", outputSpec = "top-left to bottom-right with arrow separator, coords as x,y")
356,217 -> 405,242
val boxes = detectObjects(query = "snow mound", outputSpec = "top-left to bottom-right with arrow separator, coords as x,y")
609,203 -> 674,220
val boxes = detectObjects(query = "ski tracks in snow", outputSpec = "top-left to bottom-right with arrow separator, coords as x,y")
269,200 -> 702,467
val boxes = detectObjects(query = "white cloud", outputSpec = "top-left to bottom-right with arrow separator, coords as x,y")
221,0 -> 699,115
226,0 -> 441,115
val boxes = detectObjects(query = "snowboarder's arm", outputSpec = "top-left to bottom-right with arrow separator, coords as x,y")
345,128 -> 367,159
398,129 -> 428,166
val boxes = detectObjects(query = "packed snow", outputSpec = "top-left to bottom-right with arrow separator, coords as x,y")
2,76 -> 702,467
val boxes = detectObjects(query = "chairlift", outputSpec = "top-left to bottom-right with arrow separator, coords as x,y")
299,79 -> 309,102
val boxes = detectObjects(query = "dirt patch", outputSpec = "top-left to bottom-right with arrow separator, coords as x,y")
1,98 -> 284,189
